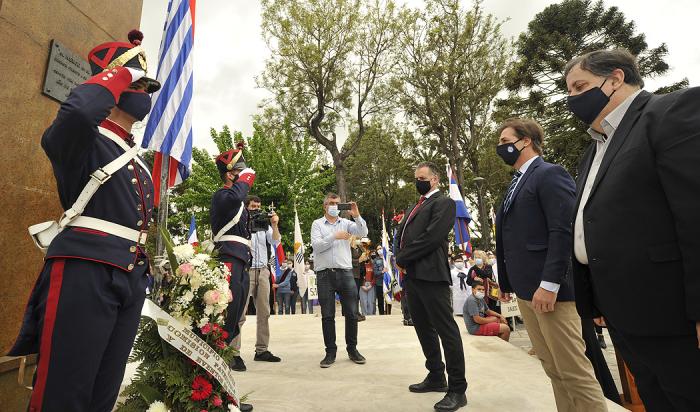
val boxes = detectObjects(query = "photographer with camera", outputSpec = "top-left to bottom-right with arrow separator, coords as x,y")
229,195 -> 283,372
311,193 -> 368,368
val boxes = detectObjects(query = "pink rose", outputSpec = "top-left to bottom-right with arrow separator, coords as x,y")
203,290 -> 221,305
201,323 -> 212,335
216,340 -> 226,349
178,263 -> 194,275
212,395 -> 223,407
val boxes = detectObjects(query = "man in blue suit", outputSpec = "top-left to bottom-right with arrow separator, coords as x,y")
494,118 -> 608,411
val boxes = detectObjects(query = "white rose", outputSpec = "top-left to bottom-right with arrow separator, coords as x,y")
147,401 -> 169,412
204,305 -> 214,315
173,244 -> 195,260
197,317 -> 209,329
182,291 -> 194,303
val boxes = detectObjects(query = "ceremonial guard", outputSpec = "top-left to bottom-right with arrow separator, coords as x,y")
210,146 -> 256,412
9,31 -> 160,411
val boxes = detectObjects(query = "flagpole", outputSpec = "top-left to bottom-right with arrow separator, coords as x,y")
155,156 -> 170,260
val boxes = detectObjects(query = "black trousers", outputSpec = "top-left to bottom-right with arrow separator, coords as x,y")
406,277 -> 467,393
317,268 -> 359,354
609,325 -> 700,411
375,284 -> 385,315
12,258 -> 147,412
222,257 -> 250,343
401,289 -> 411,321
581,318 -> 621,404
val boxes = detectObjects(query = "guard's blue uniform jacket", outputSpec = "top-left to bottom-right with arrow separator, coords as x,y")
211,180 -> 254,264
41,67 -> 154,272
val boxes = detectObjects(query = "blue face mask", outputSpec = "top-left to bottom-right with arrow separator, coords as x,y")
328,205 -> 340,217
475,258 -> 484,266
117,90 -> 152,121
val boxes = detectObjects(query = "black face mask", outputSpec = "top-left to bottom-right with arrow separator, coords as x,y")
117,91 -> 152,121
415,179 -> 432,195
496,139 -> 523,166
567,78 -> 616,125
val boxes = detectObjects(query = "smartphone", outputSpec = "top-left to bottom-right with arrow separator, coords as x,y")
337,203 -> 352,211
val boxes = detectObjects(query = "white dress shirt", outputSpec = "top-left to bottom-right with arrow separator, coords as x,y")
310,215 -> 368,271
574,90 -> 642,265
250,227 -> 280,269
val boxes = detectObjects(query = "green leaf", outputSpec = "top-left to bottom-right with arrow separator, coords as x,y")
133,382 -> 163,404
159,225 -> 180,271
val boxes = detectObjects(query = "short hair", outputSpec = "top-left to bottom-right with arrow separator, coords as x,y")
245,195 -> 262,207
415,161 -> 440,178
497,118 -> 545,155
564,49 -> 644,88
472,280 -> 485,288
323,192 -> 340,205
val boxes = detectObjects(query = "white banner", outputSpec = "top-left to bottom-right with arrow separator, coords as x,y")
306,273 -> 318,300
141,299 -> 239,403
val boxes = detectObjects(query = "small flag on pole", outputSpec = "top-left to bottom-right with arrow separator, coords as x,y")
380,210 -> 400,303
142,0 -> 197,204
447,164 -> 473,257
187,215 -> 199,246
293,208 -> 308,296
274,243 -> 286,279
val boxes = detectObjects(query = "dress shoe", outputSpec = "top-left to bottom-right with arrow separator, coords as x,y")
434,392 -> 467,411
239,403 -> 253,412
409,377 -> 448,393
230,356 -> 246,372
358,314 -> 366,322
348,349 -> 366,364
320,353 -> 336,368
254,351 -> 281,362
597,334 -> 607,349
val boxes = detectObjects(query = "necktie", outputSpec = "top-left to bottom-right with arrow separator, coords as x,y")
400,195 -> 426,248
503,171 -> 523,213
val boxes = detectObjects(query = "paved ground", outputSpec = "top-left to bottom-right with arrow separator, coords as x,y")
120,304 -> 626,412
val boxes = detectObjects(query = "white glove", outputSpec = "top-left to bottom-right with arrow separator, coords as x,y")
126,68 -> 146,83
239,168 -> 256,176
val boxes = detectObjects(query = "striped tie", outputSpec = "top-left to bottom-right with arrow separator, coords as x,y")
503,171 -> 523,213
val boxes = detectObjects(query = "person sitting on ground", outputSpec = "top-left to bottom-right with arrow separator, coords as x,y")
463,281 -> 510,341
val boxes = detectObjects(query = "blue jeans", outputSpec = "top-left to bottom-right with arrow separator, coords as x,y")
317,268 -> 359,354
277,291 -> 292,315
360,286 -> 376,315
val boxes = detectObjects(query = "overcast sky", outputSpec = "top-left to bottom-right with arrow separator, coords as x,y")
138,0 -> 699,154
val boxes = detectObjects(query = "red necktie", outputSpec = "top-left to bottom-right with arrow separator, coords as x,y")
400,196 -> 426,248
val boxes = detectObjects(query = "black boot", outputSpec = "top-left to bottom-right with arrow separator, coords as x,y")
348,349 -> 366,364
229,356 -> 246,372
239,402 -> 254,412
320,353 -> 336,368
408,376 -> 448,393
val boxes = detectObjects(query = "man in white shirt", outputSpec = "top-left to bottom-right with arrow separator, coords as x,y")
311,193 -> 368,368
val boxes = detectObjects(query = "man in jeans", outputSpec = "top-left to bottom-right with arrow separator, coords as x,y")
310,193 -> 369,368
230,195 -> 282,372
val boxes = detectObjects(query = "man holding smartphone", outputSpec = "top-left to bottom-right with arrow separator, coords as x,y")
310,193 -> 369,368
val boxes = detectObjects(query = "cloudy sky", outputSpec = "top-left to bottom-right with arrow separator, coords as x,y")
138,0 -> 698,154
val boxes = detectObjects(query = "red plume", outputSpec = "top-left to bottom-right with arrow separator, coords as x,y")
128,29 -> 144,46
236,141 -> 246,150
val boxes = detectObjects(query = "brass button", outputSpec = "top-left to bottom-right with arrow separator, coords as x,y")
137,204 -> 142,211
138,260 -> 145,266
137,220 -> 143,226
127,264 -> 134,270
143,180 -> 148,185
129,246 -> 137,253
131,178 -> 137,184
128,164 -> 134,171
146,194 -> 150,198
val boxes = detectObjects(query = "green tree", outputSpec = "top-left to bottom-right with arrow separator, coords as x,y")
393,0 -> 511,248
499,0 -> 687,175
259,0 -> 402,200
344,122 -> 417,241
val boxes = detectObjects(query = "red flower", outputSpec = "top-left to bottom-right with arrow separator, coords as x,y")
191,375 -> 213,401
221,330 -> 229,340
216,340 -> 226,349
212,395 -> 223,407
227,394 -> 234,402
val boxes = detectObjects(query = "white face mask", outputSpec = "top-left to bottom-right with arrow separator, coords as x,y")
474,291 -> 485,299
454,262 -> 465,270
327,205 -> 340,217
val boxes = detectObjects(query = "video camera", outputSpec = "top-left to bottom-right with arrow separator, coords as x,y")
249,204 -> 276,233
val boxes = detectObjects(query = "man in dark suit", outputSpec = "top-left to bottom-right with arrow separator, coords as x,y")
495,118 -> 608,411
565,49 -> 700,411
396,162 -> 467,412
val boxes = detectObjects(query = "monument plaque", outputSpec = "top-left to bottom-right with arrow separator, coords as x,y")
42,40 -> 91,102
